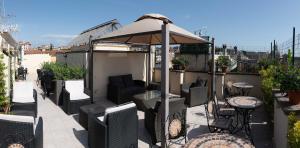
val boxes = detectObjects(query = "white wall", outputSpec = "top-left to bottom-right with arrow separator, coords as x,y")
93,52 -> 147,101
23,54 -> 55,81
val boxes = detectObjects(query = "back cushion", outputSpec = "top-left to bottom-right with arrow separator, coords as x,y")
65,80 -> 84,96
13,81 -> 33,100
104,103 -> 138,148
109,76 -> 125,87
122,74 -> 134,87
103,103 -> 136,123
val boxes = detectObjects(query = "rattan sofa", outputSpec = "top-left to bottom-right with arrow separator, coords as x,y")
107,74 -> 146,104
88,102 -> 138,148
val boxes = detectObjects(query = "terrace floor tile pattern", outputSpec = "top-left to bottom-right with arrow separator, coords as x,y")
33,82 -> 273,148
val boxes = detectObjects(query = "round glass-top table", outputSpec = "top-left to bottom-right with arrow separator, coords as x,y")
184,133 -> 254,148
228,96 -> 262,144
232,82 -> 254,96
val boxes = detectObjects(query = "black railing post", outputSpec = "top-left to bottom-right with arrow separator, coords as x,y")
292,27 -> 295,66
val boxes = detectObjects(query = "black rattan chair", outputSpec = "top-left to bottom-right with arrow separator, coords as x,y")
0,115 -> 43,148
88,102 -> 138,148
204,95 -> 234,133
11,82 -> 38,118
145,97 -> 187,145
62,80 -> 91,114
42,71 -> 55,98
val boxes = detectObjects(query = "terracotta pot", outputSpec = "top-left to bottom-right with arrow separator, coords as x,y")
221,66 -> 228,73
288,90 -> 300,105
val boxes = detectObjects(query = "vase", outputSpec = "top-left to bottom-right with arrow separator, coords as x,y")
288,90 -> 300,105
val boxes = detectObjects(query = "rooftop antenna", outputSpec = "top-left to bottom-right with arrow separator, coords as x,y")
0,0 -> 18,33
194,26 -> 208,37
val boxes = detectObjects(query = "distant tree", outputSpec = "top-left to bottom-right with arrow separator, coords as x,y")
49,43 -> 54,51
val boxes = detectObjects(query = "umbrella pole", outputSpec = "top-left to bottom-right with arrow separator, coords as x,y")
161,22 -> 170,148
211,38 -> 215,100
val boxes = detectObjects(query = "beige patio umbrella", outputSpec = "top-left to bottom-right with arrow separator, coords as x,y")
93,13 -> 211,147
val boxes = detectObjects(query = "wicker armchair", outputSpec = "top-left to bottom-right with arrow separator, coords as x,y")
41,71 -> 55,98
11,81 -> 38,117
0,115 -> 43,148
145,97 -> 187,145
88,102 -> 138,148
62,80 -> 91,114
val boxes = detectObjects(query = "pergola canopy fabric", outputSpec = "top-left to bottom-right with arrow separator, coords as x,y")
96,14 -> 209,45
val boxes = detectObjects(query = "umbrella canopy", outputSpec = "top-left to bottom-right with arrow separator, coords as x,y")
95,13 -> 209,44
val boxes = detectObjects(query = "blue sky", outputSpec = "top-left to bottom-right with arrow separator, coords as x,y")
5,0 -> 300,51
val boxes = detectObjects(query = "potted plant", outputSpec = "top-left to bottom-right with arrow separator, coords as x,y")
0,54 -> 10,114
279,67 -> 300,105
41,62 -> 85,105
171,56 -> 189,70
217,56 -> 231,73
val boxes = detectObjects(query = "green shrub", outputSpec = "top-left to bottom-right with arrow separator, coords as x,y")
279,67 -> 300,92
41,62 -> 85,80
258,58 -> 279,69
217,55 -> 231,67
288,112 -> 300,148
259,65 -> 281,115
172,56 -> 189,68
0,54 -> 8,109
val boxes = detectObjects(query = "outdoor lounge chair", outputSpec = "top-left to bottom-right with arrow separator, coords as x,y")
11,81 -> 38,117
181,79 -> 208,107
88,102 -> 138,148
0,115 -> 43,148
79,103 -> 106,130
145,97 -> 187,145
41,70 -> 55,98
107,74 -> 146,104
17,67 -> 27,80
62,80 -> 91,114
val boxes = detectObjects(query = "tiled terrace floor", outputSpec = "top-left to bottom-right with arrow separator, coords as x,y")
33,82 -> 273,148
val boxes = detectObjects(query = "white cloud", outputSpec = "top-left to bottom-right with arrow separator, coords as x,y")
42,34 -> 77,39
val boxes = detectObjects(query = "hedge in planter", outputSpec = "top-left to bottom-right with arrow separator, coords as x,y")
41,62 -> 86,105
41,62 -> 85,80
0,54 -> 9,113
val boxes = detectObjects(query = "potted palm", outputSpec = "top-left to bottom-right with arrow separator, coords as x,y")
217,56 -> 231,73
172,56 -> 189,70
279,67 -> 300,105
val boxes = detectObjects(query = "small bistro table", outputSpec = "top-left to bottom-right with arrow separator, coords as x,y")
184,133 -> 254,148
228,96 -> 262,143
232,82 -> 254,96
